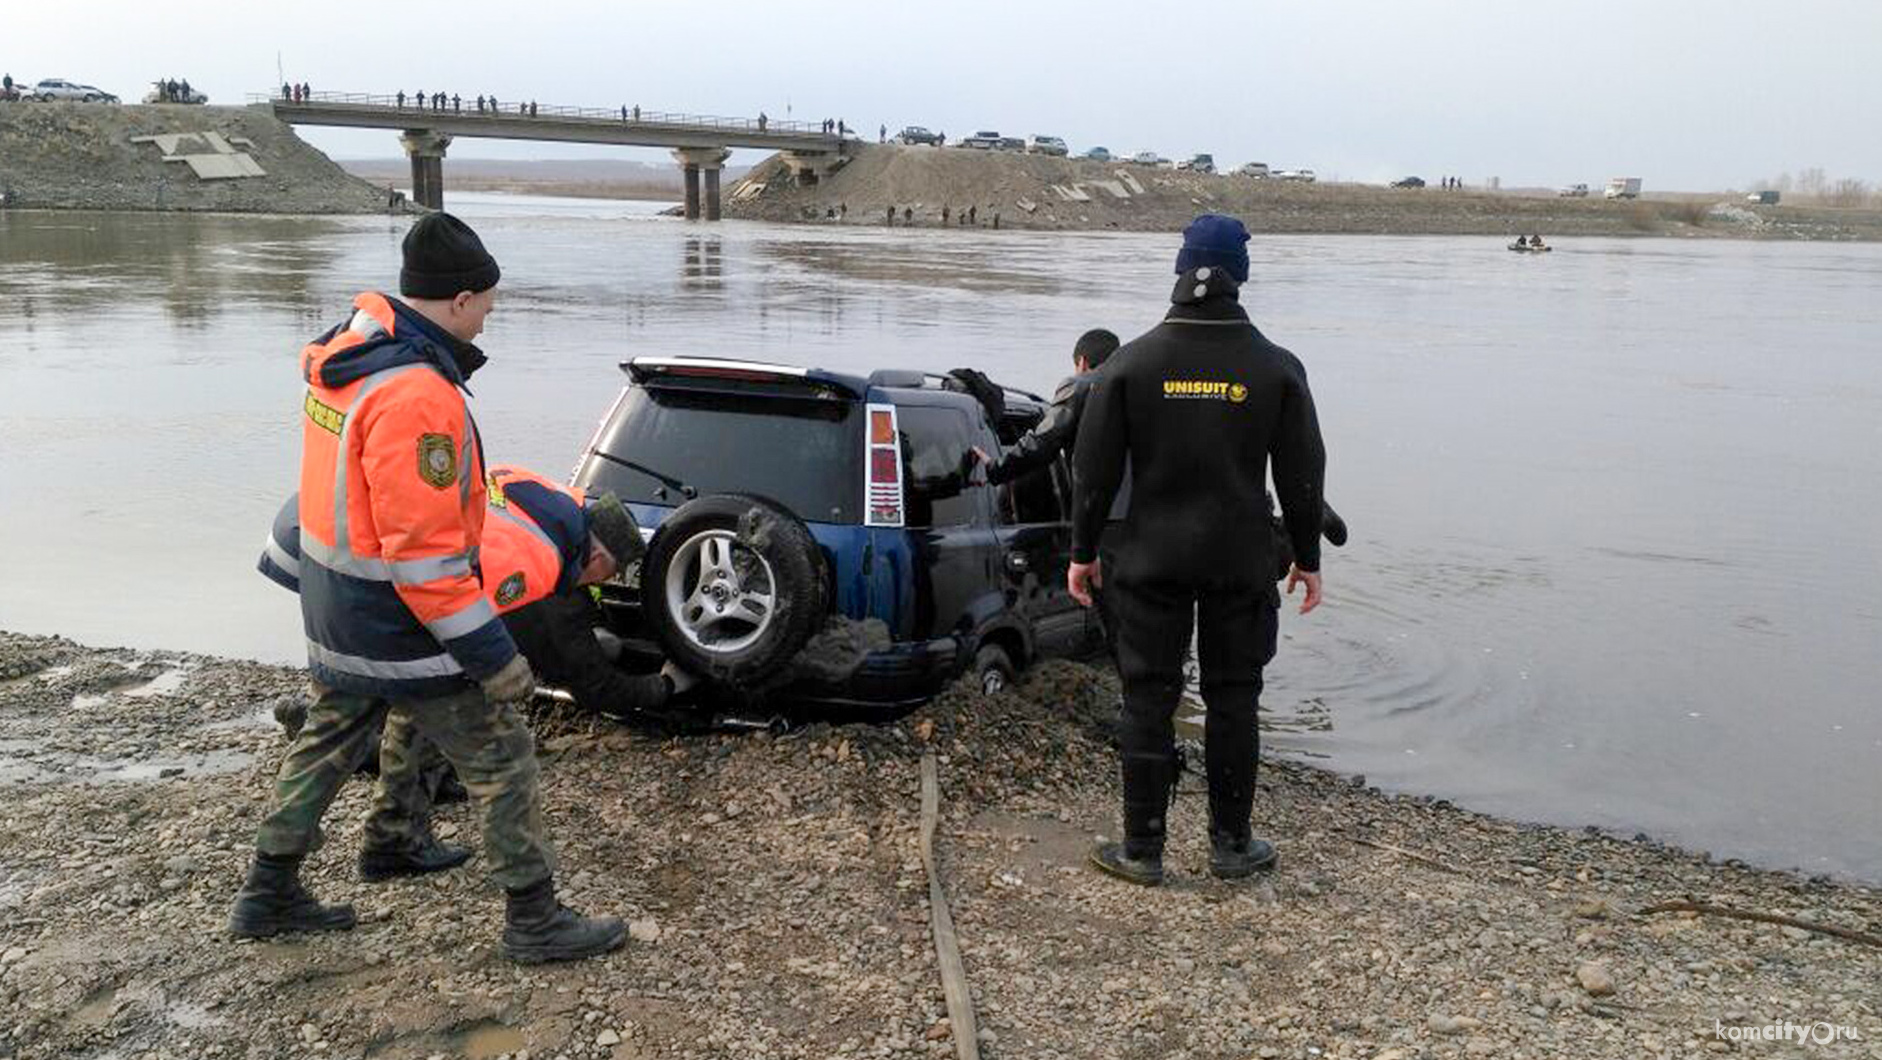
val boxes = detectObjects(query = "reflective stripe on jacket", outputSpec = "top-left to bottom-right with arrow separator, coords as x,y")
295,292 -> 517,699
481,464 -> 591,615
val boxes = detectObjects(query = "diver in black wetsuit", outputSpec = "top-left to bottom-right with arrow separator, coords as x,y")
1069,214 -> 1328,887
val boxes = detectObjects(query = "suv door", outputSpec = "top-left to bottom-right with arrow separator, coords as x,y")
993,451 -> 1085,659
893,402 -> 1000,649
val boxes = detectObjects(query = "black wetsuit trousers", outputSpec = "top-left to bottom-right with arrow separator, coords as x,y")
1109,575 -> 1279,858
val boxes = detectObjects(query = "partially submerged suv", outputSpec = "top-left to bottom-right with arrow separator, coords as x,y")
572,357 -> 1103,709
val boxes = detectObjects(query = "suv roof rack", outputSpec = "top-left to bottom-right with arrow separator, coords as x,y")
863,368 -> 1046,406
623,356 -> 864,397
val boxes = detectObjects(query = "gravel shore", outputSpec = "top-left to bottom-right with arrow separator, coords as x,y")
2,631 -> 1877,1059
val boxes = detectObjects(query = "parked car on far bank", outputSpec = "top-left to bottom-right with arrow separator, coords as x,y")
1026,135 -> 1068,156
33,78 -> 117,103
1274,168 -> 1317,183
1082,146 -> 1112,162
1130,150 -> 1165,166
1558,183 -> 1590,197
1175,153 -> 1216,174
997,136 -> 1025,152
1236,162 -> 1270,178
896,126 -> 943,146
960,130 -> 1003,150
1391,175 -> 1425,188
1746,190 -> 1780,205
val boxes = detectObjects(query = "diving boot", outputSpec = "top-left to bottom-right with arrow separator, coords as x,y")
358,832 -> 472,882
227,853 -> 357,938
500,878 -> 627,964
1088,841 -> 1165,887
1209,835 -> 1279,879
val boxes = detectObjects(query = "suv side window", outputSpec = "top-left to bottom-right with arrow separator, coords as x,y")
998,460 -> 1065,525
897,405 -> 979,528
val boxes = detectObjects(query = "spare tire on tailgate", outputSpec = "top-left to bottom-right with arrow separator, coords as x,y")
641,494 -> 828,686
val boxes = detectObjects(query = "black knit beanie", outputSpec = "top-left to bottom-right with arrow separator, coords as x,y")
400,213 -> 500,299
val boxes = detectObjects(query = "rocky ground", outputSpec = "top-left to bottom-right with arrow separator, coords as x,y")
726,145 -> 1882,242
2,630 -> 1879,1060
0,103 -> 407,214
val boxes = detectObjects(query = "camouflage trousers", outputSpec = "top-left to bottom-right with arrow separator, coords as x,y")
254,683 -> 557,890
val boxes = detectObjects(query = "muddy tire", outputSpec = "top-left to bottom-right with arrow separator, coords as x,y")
641,494 -> 827,687
972,643 -> 1016,696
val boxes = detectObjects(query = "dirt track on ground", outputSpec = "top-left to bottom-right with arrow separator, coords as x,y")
2,631 -> 1879,1059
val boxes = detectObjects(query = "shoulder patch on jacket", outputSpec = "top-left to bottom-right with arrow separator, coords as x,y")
495,572 -> 527,607
417,433 -> 458,489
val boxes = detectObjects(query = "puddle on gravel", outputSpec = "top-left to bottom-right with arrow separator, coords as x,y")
122,668 -> 190,699
0,747 -> 252,785
462,1021 -> 527,1059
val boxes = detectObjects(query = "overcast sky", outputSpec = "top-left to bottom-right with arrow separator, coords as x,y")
7,0 -> 1878,189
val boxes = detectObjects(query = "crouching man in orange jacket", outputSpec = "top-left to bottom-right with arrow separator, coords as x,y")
229,214 -> 625,964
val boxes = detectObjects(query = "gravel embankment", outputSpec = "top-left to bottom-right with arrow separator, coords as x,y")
727,145 -> 1882,242
1,630 -> 1878,1059
0,103 -> 408,214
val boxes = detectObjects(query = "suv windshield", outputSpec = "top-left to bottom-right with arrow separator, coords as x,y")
581,386 -> 860,523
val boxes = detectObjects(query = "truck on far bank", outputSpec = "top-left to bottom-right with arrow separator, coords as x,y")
1605,177 -> 1643,200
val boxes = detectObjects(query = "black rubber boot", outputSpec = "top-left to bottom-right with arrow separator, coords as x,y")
358,832 -> 472,882
1209,834 -> 1279,879
500,878 -> 627,964
1089,841 -> 1165,887
228,853 -> 357,938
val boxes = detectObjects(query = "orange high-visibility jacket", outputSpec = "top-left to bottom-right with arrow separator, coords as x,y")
481,464 -> 594,615
258,471 -> 592,614
294,292 -> 517,698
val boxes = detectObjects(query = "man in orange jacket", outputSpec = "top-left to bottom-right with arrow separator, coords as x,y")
229,214 -> 625,964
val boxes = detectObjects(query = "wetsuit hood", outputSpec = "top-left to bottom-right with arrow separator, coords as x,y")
1165,267 -> 1249,324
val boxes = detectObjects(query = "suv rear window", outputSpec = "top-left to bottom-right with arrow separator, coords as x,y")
582,386 -> 860,523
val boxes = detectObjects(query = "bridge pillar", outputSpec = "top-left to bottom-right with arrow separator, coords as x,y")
780,151 -> 840,187
673,148 -> 732,221
399,130 -> 453,210
682,165 -> 701,220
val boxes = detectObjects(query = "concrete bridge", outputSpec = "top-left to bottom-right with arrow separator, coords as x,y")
254,91 -> 849,216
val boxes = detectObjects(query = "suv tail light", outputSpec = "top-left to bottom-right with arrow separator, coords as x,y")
864,403 -> 904,527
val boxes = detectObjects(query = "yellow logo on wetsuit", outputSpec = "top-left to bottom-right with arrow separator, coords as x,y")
1163,379 -> 1243,401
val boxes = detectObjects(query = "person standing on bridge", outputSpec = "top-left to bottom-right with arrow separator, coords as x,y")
880,123 -> 887,143
453,94 -> 461,113
529,101 -> 537,117
632,104 -> 639,121
758,111 -> 767,131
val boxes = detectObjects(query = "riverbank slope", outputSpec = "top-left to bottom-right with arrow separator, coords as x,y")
727,144 -> 1882,241
0,103 -> 403,214
2,631 -> 1877,1059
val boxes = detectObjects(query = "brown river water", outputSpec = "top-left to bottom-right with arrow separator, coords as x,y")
2,195 -> 1879,880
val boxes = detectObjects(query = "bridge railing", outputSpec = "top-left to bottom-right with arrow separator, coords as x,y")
249,91 -> 833,137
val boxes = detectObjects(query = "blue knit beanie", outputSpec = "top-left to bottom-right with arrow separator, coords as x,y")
1174,214 -> 1250,283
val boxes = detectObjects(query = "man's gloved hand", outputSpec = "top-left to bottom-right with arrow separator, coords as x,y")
660,659 -> 700,696
480,654 -> 537,704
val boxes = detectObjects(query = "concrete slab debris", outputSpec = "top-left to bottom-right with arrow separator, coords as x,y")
1092,181 -> 1130,200
130,130 -> 267,181
1115,170 -> 1145,195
